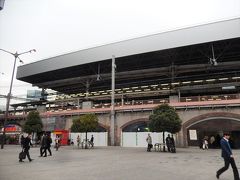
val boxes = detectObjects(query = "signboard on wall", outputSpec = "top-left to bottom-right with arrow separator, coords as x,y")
4,125 -> 21,132
189,130 -> 198,140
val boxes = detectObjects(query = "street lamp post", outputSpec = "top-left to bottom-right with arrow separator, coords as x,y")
0,48 -> 36,149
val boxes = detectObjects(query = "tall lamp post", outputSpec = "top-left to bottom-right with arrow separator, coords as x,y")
0,48 -> 36,149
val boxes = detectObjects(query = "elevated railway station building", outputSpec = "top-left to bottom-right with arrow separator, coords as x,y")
1,17 -> 240,147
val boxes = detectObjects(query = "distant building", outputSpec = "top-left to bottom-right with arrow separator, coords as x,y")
27,90 -> 42,99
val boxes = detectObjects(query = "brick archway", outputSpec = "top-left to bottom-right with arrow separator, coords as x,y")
182,112 -> 240,147
98,122 -> 109,132
120,118 -> 149,131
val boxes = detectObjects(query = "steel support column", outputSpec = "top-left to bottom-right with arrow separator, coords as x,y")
110,55 -> 116,146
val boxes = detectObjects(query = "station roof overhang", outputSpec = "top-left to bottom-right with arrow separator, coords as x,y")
16,17 -> 240,95
10,100 -> 51,108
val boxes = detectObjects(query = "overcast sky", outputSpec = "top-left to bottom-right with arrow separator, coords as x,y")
0,0 -> 240,106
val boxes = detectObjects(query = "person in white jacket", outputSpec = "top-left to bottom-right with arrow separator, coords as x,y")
146,133 -> 152,152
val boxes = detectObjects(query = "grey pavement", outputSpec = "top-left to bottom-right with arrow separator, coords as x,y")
0,145 -> 240,180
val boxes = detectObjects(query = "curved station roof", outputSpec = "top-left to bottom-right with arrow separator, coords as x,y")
17,18 -> 240,99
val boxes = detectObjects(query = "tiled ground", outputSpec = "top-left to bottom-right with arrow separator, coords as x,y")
0,145 -> 239,180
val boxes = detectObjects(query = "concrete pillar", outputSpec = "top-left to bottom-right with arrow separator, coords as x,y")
82,101 -> 93,109
121,95 -> 124,106
169,95 -> 179,103
110,55 -> 116,146
176,129 -> 186,147
77,98 -> 80,109
37,105 -> 47,113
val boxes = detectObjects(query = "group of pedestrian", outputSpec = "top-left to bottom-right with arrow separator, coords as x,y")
145,132 -> 240,179
199,132 -> 240,180
39,133 -> 52,157
202,136 -> 209,150
76,134 -> 94,148
146,133 -> 175,153
17,131 -> 240,180
200,135 -> 220,149
166,134 -> 176,153
19,133 -> 60,162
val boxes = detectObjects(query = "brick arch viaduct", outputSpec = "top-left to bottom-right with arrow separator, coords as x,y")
2,105 -> 240,147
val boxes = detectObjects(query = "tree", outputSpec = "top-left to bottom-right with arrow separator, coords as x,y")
23,111 -> 43,139
149,104 -> 182,151
71,113 -> 98,149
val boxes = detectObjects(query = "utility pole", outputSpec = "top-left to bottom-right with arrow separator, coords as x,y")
110,55 -> 116,146
0,49 -> 36,149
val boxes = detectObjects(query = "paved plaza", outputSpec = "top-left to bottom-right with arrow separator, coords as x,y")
0,145 -> 240,180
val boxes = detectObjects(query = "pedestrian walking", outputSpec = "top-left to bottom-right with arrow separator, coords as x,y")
170,134 -> 176,153
39,133 -> 47,157
166,134 -> 171,152
202,136 -> 209,150
46,133 -> 52,156
146,133 -> 152,152
77,135 -> 81,148
70,139 -> 74,145
210,135 -> 215,148
55,136 -> 60,151
19,134 -> 33,162
90,135 -> 94,148
216,132 -> 240,180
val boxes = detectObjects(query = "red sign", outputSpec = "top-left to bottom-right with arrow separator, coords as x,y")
5,126 -> 17,132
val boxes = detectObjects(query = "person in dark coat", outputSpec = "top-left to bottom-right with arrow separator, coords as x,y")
216,132 -> 240,180
20,134 -> 24,147
166,134 -> 171,152
90,135 -> 94,148
170,135 -> 176,153
39,133 -> 47,157
19,134 -> 33,162
46,134 -> 52,156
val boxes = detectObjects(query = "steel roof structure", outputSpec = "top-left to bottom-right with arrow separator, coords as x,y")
16,18 -> 240,97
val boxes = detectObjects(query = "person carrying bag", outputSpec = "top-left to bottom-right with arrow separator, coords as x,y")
19,148 -> 26,161
19,134 -> 33,162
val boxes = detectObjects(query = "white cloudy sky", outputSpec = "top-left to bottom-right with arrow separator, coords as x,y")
0,0 -> 240,107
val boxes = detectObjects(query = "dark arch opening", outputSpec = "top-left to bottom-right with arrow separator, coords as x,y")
5,120 -> 22,127
187,118 -> 240,149
96,125 -> 107,132
122,121 -> 148,132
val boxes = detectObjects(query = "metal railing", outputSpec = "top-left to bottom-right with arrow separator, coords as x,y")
1,93 -> 240,116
